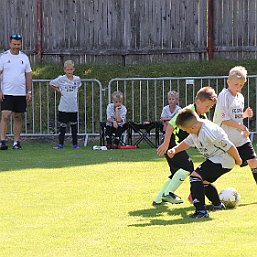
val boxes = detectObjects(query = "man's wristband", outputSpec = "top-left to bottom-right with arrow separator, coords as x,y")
27,90 -> 32,94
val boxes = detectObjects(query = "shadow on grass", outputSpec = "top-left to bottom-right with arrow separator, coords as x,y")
238,202 -> 257,207
0,143 -> 202,173
0,142 -> 166,172
128,204 -> 212,226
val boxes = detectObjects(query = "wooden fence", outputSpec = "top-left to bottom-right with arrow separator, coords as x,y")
0,0 -> 257,64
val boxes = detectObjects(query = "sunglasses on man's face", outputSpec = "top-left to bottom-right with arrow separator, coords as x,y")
10,34 -> 22,40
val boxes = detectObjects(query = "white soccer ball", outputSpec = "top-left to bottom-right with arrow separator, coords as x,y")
219,187 -> 241,209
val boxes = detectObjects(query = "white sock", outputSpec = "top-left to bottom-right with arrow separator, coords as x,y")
154,178 -> 171,203
164,169 -> 190,195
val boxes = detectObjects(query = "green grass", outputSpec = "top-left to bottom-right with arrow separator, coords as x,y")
0,143 -> 257,257
32,59 -> 257,86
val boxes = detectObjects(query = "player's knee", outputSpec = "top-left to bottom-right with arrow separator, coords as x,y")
190,171 -> 202,180
247,158 -> 257,168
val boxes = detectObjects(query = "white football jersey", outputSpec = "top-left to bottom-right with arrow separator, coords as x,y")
106,103 -> 127,126
184,119 -> 235,169
161,105 -> 181,119
0,50 -> 32,96
50,75 -> 81,112
213,88 -> 250,147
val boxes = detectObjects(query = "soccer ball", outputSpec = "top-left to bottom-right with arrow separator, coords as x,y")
219,187 -> 241,209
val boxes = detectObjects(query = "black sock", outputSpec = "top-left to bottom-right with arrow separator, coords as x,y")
71,124 -> 78,145
190,176 -> 206,211
251,168 -> 257,184
204,184 -> 221,206
59,126 -> 66,145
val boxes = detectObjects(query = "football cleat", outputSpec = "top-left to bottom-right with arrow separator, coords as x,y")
53,144 -> 64,149
190,210 -> 209,219
162,192 -> 183,204
205,202 -> 226,211
12,141 -> 22,150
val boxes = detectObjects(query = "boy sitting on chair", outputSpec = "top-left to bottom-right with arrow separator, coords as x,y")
167,108 -> 242,218
106,91 -> 127,149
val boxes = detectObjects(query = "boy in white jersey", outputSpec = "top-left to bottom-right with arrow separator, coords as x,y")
105,91 -> 127,149
50,60 -> 81,149
213,66 -> 257,184
160,90 -> 181,133
0,34 -> 32,150
168,109 -> 242,218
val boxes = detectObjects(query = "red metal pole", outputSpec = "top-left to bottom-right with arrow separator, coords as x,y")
36,0 -> 43,63
208,0 -> 214,60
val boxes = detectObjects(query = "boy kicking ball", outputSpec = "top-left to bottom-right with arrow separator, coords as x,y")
167,108 -> 242,218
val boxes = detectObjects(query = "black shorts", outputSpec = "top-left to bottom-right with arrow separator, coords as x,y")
194,159 -> 231,183
165,150 -> 194,176
1,95 -> 27,113
58,111 -> 78,124
237,142 -> 256,163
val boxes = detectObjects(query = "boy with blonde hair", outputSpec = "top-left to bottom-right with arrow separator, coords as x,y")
106,91 -> 127,149
160,91 -> 181,133
213,66 -> 257,184
50,60 -> 81,149
168,108 -> 242,218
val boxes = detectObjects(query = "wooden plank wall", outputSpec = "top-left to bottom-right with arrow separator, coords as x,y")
214,0 -> 257,59
0,0 -> 256,64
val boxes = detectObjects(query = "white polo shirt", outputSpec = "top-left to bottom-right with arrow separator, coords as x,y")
0,50 -> 32,96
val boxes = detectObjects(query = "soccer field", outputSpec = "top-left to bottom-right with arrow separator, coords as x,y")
0,143 -> 257,257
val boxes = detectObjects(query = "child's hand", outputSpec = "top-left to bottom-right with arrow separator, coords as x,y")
157,142 -> 169,156
242,129 -> 250,138
243,107 -> 253,118
113,121 -> 118,128
167,148 -> 176,158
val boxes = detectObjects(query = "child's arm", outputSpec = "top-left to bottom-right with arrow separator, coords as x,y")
222,120 -> 246,130
222,120 -> 250,137
157,123 -> 174,156
166,141 -> 190,158
49,84 -> 61,94
114,106 -> 123,123
227,145 -> 242,166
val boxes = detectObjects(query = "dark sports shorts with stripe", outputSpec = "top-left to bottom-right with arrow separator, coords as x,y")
237,142 -> 256,163
194,159 -> 231,183
0,95 -> 27,113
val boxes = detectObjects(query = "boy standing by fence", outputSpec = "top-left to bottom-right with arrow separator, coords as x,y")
155,86 -> 217,205
50,60 -> 81,149
213,66 -> 257,184
167,108 -> 242,218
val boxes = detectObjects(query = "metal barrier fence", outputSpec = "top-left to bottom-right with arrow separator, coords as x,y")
107,76 -> 257,135
3,75 -> 257,140
5,79 -> 103,137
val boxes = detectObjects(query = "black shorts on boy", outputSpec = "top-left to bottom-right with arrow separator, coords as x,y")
236,142 -> 256,163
